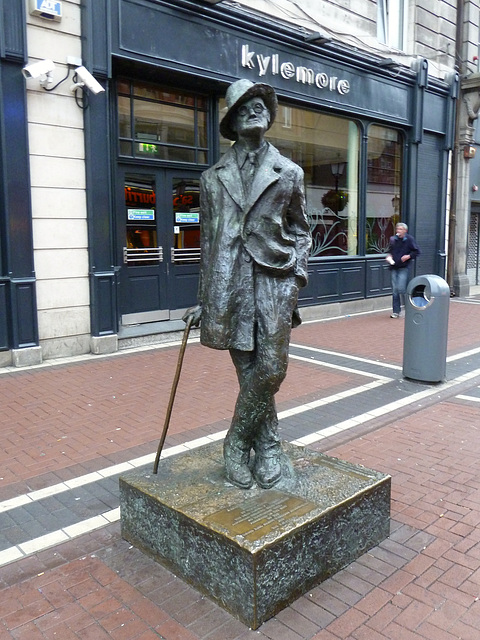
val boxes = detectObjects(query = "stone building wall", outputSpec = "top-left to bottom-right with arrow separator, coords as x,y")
412,0 -> 457,70
24,0 -> 91,359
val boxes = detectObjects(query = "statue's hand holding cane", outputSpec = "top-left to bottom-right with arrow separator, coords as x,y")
182,304 -> 202,328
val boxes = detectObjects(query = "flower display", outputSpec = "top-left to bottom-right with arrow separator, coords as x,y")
321,189 -> 348,212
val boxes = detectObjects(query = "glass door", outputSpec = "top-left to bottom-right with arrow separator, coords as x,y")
117,167 -> 202,326
119,171 -> 169,325
167,171 -> 201,313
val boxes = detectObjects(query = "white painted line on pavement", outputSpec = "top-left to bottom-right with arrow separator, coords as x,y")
63,514 -> 113,538
3,366 -> 480,568
301,307 -> 389,323
295,332 -> 480,366
292,366 -> 480,446
0,431 -> 228,514
0,546 -> 23,566
456,394 -> 480,403
18,530 -> 69,556
1,508 -> 120,567
2,360 -> 479,517
64,472 -> 105,490
0,335 -> 201,377
447,346 -> 480,362
0,379 -> 385,514
277,379 -> 389,419
290,343 -> 402,371
0,495 -> 31,512
289,353 -> 394,379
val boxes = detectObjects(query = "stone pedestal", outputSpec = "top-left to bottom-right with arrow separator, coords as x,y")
120,442 -> 390,629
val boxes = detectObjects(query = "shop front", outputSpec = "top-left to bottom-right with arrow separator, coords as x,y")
114,79 -> 205,328
84,0 -> 456,345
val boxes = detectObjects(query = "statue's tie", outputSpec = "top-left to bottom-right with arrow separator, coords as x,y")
242,151 -> 257,193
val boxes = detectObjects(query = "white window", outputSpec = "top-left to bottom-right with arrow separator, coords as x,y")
282,106 -> 292,129
378,0 -> 408,50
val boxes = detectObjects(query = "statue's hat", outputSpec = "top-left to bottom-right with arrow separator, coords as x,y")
220,79 -> 278,141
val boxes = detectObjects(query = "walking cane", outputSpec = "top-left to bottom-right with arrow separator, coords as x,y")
153,314 -> 194,474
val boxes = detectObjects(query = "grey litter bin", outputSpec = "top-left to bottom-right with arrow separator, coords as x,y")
403,274 -> 450,382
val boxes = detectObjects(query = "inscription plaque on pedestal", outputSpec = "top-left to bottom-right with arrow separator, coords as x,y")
205,491 -> 317,542
120,441 -> 390,629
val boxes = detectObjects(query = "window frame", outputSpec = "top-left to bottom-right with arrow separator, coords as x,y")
116,78 -> 210,166
365,123 -> 405,256
378,0 -> 408,51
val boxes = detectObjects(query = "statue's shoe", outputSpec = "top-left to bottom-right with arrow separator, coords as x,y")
253,453 -> 282,489
224,440 -> 253,489
225,459 -> 254,489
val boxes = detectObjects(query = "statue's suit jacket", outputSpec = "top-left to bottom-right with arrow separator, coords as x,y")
198,142 -> 311,352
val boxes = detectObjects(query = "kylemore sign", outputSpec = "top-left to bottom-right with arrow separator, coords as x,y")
241,44 -> 350,95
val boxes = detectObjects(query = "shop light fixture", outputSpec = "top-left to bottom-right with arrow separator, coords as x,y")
331,162 -> 346,177
331,162 -> 346,191
304,30 -> 331,45
378,58 -> 398,68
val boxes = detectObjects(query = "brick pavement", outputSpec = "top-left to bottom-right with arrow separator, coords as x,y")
1,298 -> 480,638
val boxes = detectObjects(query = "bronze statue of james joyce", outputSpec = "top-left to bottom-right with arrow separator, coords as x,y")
184,79 -> 312,489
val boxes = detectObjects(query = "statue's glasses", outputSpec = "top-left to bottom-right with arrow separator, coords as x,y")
237,102 -> 267,117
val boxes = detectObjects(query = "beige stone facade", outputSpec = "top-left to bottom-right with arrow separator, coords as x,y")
24,0 -> 90,359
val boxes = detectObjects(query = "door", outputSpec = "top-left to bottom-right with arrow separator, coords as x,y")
468,211 -> 480,285
118,167 -> 202,325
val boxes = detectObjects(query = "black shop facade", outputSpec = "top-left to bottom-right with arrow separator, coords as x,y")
84,0 -> 457,348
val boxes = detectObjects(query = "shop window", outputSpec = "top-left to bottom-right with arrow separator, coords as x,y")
378,0 -> 407,50
219,100 -> 360,257
366,125 -> 403,254
117,79 -> 209,165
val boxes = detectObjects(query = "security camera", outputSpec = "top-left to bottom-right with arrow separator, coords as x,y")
22,59 -> 55,82
71,66 -> 105,95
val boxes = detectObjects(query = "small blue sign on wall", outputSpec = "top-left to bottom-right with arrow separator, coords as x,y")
29,0 -> 62,21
